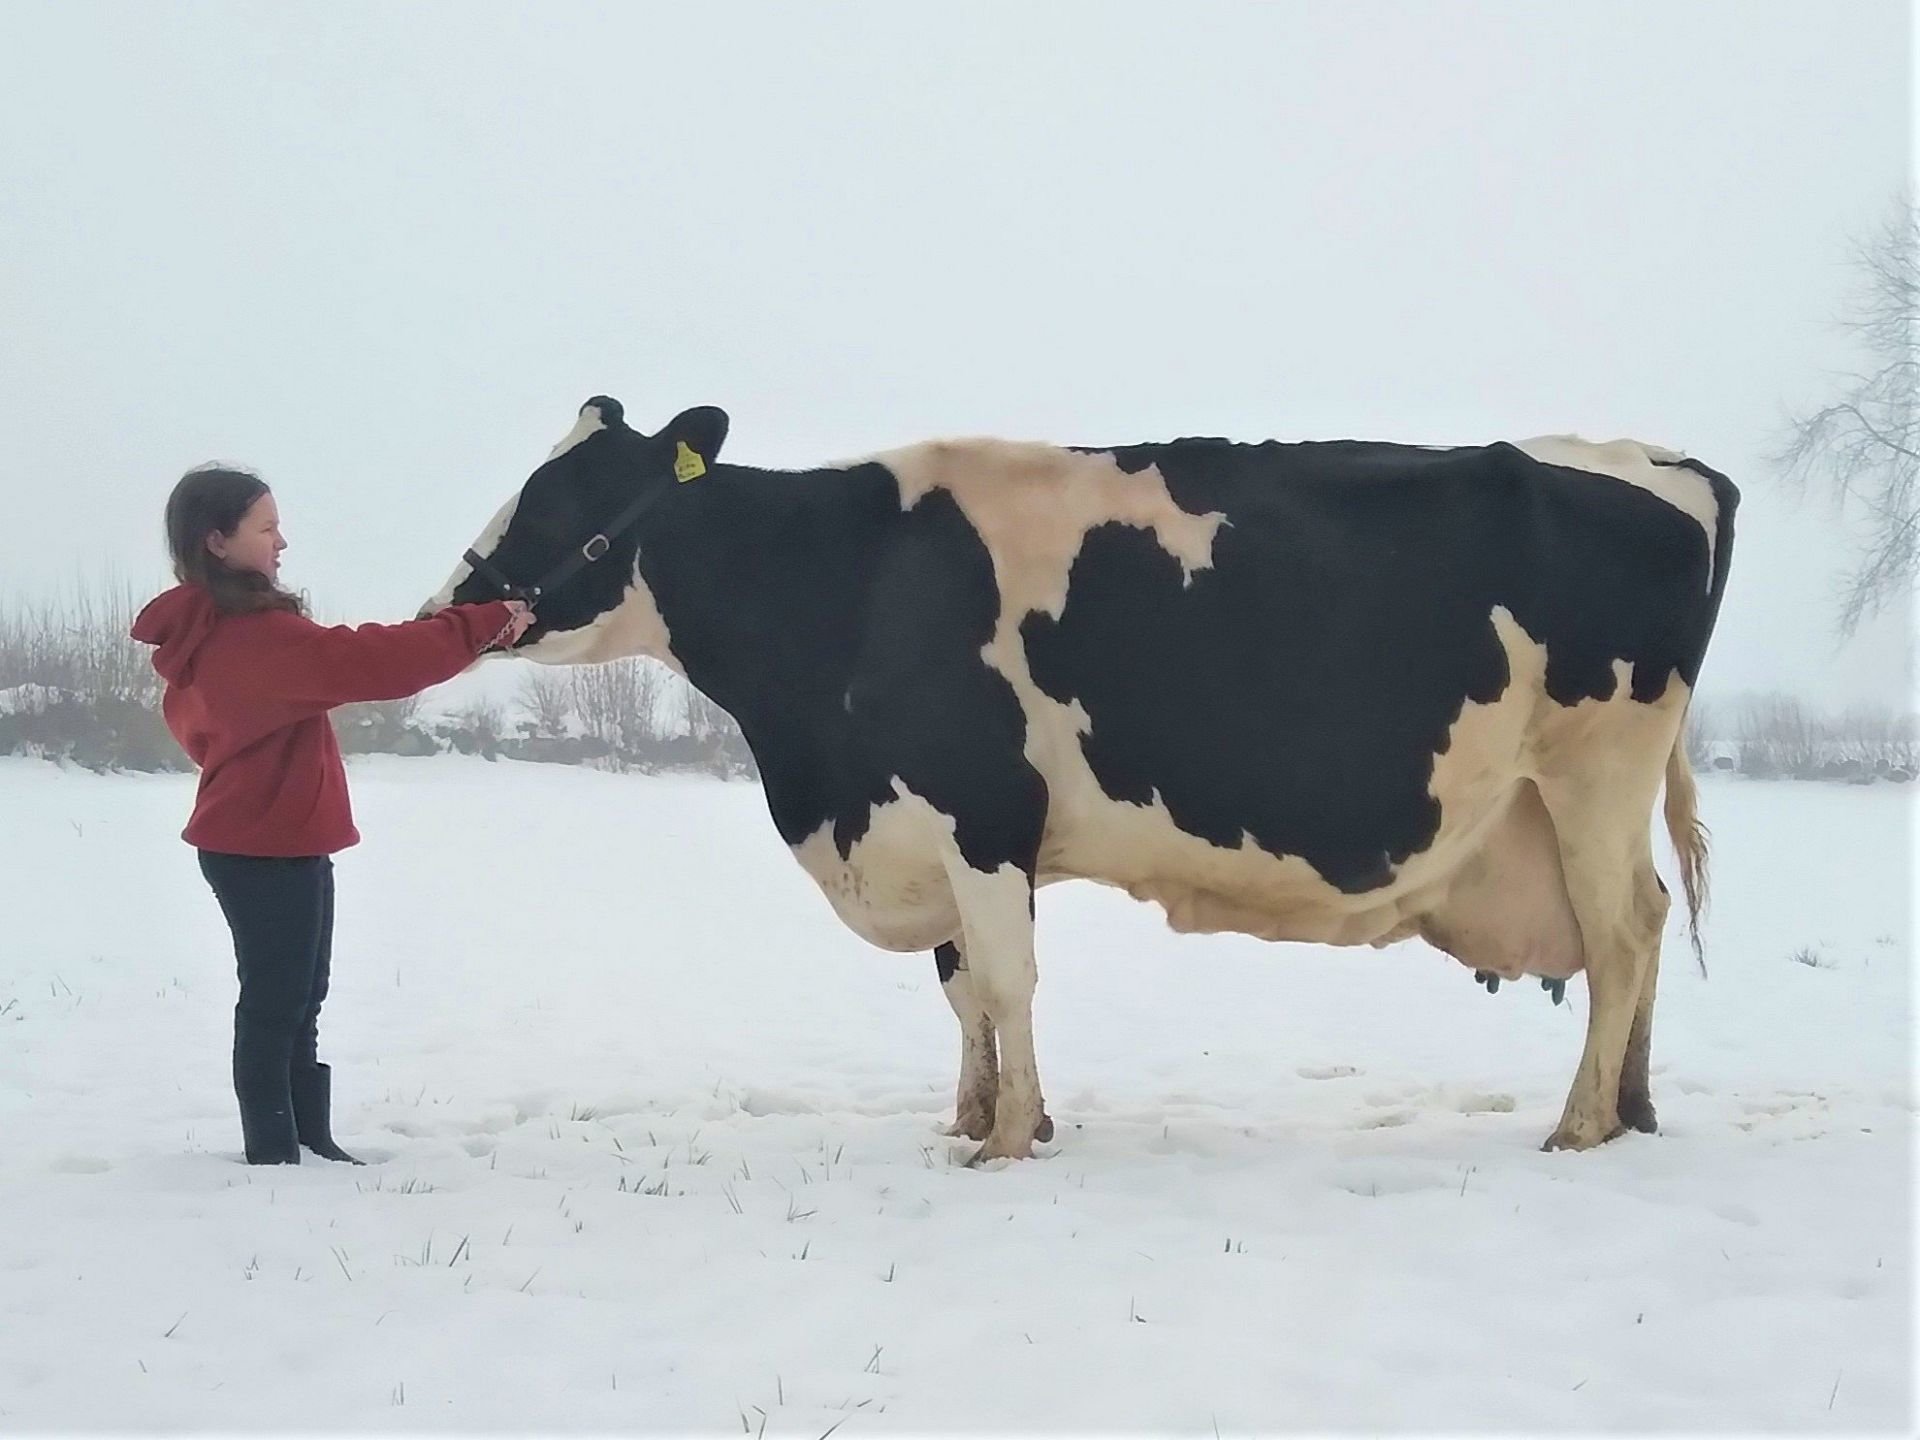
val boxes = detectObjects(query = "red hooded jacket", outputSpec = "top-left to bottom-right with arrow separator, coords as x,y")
130,585 -> 515,856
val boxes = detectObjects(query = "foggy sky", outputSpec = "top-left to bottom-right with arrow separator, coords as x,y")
1,1 -> 1913,710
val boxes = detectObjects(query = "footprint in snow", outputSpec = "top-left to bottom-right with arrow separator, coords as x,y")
1332,1164 -> 1450,1198
1360,1085 -> 1514,1115
1449,1091 -> 1516,1115
1358,1110 -> 1415,1129
1297,1065 -> 1361,1081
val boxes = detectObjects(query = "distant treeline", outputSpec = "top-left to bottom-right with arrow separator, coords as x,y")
1683,696 -> 1915,784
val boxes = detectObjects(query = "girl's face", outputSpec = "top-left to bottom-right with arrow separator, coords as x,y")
207,492 -> 286,581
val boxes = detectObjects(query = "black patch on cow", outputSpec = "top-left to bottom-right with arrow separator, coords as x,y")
934,941 -> 960,984
639,470 -> 1047,877
1024,439 -> 1734,894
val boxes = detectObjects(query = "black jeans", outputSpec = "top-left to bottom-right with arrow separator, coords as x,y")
197,851 -> 336,1081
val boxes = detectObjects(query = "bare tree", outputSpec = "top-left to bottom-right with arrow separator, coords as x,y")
331,694 -> 421,754
0,578 -> 184,770
1830,703 -> 1917,772
517,666 -> 574,736
680,680 -> 757,777
0,580 -> 161,706
1682,697 -> 1718,768
683,684 -> 735,742
1777,195 -> 1919,634
451,698 -> 507,748
570,658 -> 667,759
1736,693 -> 1821,777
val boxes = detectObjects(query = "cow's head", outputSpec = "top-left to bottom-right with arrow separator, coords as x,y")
422,396 -> 729,664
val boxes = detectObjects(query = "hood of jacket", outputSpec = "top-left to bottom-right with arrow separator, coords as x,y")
131,583 -> 220,686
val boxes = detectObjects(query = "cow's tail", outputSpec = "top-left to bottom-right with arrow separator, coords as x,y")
1651,452 -> 1734,978
1663,727 -> 1710,975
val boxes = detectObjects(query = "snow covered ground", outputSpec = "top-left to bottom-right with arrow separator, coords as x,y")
1,756 -> 1912,1433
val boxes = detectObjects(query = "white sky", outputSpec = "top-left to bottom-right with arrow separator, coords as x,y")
1,1 -> 1913,710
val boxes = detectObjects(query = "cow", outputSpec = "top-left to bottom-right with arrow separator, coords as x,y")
424,397 -> 1737,1164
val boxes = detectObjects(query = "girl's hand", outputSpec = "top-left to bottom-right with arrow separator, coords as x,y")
497,600 -> 536,648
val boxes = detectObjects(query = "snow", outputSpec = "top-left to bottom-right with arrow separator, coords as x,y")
1,756 -> 1912,1433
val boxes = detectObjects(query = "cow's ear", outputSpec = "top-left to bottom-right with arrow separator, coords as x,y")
661,406 -> 730,476
581,395 -> 627,428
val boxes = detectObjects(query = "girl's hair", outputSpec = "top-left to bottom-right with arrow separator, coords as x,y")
163,465 -> 306,617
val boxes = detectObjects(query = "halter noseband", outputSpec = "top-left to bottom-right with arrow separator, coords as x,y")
460,488 -> 654,607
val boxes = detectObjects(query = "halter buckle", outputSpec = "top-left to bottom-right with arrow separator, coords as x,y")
582,534 -> 610,562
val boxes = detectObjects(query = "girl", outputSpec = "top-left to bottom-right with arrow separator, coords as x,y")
131,465 -> 533,1165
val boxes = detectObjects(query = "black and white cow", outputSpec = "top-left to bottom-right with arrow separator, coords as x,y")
426,398 -> 1737,1163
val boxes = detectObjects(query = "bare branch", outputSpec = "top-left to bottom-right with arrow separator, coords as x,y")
1777,193 -> 1920,634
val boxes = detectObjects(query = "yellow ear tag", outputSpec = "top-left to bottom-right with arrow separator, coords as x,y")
674,440 -> 707,483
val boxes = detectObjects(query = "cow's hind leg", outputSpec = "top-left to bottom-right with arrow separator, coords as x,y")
1616,891 -> 1663,1135
1536,776 -> 1670,1152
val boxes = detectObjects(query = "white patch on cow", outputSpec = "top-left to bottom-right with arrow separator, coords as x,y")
421,490 -> 523,615
512,559 -> 685,673
546,403 -> 608,461
788,787 -> 962,952
878,440 -> 1227,620
1514,435 -> 1720,580
421,404 -> 610,615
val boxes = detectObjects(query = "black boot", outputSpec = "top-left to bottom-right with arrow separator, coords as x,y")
233,1052 -> 300,1165
291,1063 -> 363,1164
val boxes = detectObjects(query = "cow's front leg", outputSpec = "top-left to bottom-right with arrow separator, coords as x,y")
940,859 -> 1047,1164
935,940 -> 1053,1144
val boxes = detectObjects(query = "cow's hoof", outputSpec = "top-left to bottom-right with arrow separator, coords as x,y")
1618,1095 -> 1659,1135
1541,1119 -> 1627,1152
944,1092 -> 995,1141
943,1113 -> 993,1142
966,1132 -> 1037,1166
1036,1112 -> 1055,1143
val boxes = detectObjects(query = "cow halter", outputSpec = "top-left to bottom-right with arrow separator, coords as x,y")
460,439 -> 709,605
460,488 -> 656,607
